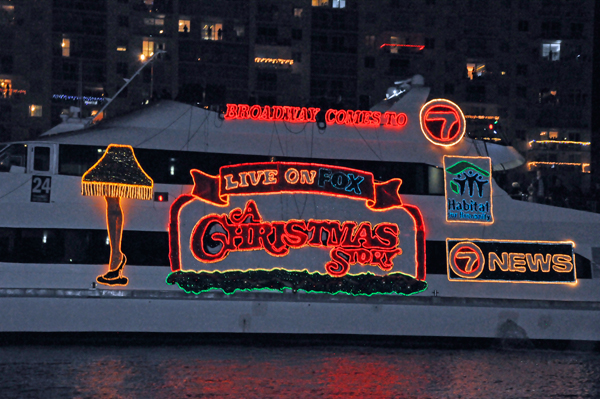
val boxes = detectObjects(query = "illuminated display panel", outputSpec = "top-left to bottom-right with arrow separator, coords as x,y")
167,161 -> 427,296
443,156 -> 493,224
447,239 -> 576,284
419,99 -> 466,146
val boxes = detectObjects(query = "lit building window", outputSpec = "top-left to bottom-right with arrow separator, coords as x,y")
0,5 -> 14,25
202,23 -> 223,41
390,36 -> 400,53
539,88 -> 558,104
312,0 -> 329,6
466,63 -> 486,80
117,46 -> 127,52
30,105 -> 42,117
142,40 -> 154,58
332,0 -> 346,7
0,79 -> 12,98
541,41 -> 560,61
179,19 -> 190,32
549,131 -> 559,139
62,38 -> 70,57
293,8 -> 303,17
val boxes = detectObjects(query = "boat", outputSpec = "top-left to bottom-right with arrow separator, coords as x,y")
1,75 -> 599,342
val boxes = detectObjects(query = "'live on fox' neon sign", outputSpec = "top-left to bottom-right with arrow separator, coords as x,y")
224,104 -> 408,128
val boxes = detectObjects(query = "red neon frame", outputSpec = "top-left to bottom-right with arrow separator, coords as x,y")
168,161 -> 427,281
188,161 -> 403,210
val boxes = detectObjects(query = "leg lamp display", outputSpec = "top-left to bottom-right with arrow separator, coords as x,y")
81,144 -> 153,286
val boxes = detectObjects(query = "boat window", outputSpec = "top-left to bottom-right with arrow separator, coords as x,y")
0,143 -> 27,172
0,228 -> 169,266
59,144 -> 444,195
58,145 -> 104,176
0,227 -> 592,278
33,146 -> 50,172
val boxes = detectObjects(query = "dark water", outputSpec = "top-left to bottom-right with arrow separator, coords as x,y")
1,337 -> 599,399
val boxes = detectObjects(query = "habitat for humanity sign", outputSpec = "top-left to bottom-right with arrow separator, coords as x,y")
444,156 -> 493,224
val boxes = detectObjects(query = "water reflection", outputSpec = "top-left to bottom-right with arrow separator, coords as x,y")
0,344 -> 599,398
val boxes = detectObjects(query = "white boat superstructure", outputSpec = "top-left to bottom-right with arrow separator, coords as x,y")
1,81 -> 599,341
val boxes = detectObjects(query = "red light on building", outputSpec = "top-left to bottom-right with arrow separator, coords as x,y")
379,44 -> 425,51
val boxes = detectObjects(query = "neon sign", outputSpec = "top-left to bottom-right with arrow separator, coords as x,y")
167,161 -> 427,296
419,99 -> 466,146
81,144 -> 153,286
444,156 -> 493,224
190,200 -> 401,277
325,109 -> 407,128
224,104 -> 408,128
224,104 -> 320,123
447,239 -> 576,284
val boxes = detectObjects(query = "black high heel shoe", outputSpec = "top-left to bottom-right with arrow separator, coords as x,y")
96,254 -> 129,286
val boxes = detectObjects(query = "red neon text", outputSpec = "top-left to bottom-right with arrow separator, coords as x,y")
190,200 -> 402,277
224,104 -> 320,123
224,104 -> 408,128
324,109 -> 408,128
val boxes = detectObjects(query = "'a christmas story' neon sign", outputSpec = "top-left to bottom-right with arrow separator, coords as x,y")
168,162 -> 427,289
190,200 -> 401,277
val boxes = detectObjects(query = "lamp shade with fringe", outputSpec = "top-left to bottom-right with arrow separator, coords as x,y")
82,144 -> 153,200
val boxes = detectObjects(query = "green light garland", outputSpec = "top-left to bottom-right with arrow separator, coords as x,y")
166,269 -> 428,296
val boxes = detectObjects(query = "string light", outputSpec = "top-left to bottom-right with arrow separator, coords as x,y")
379,44 -> 424,50
53,94 -> 107,104
464,115 -> 500,120
254,57 -> 294,65
527,162 -> 590,173
529,140 -> 590,146
167,269 -> 428,296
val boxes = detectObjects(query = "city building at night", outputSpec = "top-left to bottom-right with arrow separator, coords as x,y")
0,0 -> 595,194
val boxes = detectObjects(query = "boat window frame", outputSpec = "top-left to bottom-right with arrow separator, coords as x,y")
0,143 -> 28,173
27,143 -> 57,174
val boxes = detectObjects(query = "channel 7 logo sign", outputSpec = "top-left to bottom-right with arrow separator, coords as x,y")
447,239 -> 577,284
419,99 -> 466,146
444,156 -> 493,224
